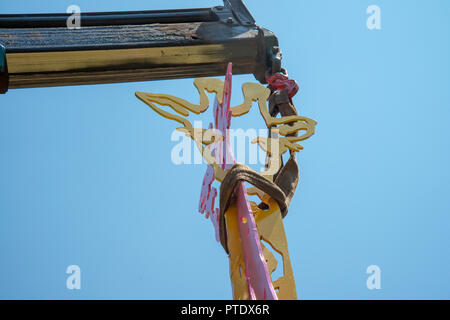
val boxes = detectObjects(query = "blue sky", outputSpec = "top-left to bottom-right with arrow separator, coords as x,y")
0,0 -> 449,299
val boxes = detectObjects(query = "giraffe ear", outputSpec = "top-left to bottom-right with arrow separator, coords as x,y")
135,91 -> 190,117
135,91 -> 145,102
135,91 -> 151,101
135,91 -> 194,133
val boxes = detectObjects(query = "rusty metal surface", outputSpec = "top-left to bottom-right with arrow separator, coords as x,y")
0,1 -> 280,91
0,22 -> 258,52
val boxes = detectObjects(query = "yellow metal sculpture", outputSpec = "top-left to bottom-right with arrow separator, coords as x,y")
226,190 -> 298,300
136,66 -> 316,300
136,80 -> 315,178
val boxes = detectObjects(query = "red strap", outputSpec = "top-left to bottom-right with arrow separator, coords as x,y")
266,72 -> 299,98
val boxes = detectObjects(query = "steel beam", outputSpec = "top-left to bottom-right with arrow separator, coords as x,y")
0,1 -> 280,92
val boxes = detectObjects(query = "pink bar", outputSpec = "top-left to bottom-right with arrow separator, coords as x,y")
235,182 -> 277,300
199,63 -> 277,300
221,63 -> 277,300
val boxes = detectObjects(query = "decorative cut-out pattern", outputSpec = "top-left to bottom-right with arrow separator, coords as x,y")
135,63 -> 316,300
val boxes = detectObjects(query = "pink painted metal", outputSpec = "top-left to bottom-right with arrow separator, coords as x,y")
199,63 -> 277,300
266,72 -> 299,98
199,152 -> 220,242
199,164 -> 216,219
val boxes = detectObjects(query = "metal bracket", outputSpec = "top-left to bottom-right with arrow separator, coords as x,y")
0,44 -> 8,94
212,0 -> 256,26
269,46 -> 282,75
224,0 -> 255,26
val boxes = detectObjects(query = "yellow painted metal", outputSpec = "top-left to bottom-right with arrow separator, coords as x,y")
226,188 -> 297,300
248,188 -> 297,300
225,202 -> 250,300
7,45 -> 228,74
136,77 -> 316,300
136,79 -> 316,181
230,82 -> 316,138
